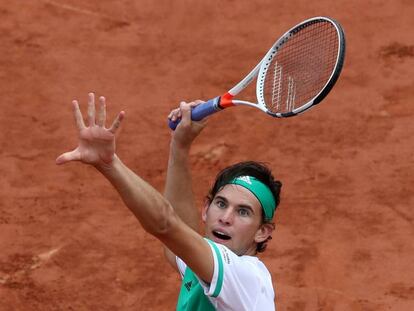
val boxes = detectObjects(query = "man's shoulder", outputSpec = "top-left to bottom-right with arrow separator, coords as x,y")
207,240 -> 271,276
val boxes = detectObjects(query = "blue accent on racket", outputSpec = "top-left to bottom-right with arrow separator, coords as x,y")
168,97 -> 221,130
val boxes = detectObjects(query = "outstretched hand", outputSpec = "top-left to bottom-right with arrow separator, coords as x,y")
56,93 -> 125,168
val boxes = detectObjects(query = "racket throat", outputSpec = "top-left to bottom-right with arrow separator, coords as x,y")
218,92 -> 235,109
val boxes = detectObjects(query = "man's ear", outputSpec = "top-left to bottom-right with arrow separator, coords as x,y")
254,223 -> 275,243
202,200 -> 210,222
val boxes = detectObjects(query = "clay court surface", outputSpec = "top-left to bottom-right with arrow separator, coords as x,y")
0,1 -> 413,310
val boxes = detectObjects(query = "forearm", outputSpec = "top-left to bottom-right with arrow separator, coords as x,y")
98,155 -> 174,235
164,140 -> 199,231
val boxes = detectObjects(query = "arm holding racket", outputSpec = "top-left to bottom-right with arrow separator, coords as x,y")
164,101 -> 207,268
165,100 -> 206,230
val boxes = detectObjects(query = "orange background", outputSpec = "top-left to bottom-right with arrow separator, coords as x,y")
0,1 -> 413,310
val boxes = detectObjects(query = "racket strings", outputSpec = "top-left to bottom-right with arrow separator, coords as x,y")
263,21 -> 339,114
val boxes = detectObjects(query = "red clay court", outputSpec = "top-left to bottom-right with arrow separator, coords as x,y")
0,1 -> 413,310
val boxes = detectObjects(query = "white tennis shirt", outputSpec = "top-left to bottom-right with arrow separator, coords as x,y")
176,239 -> 275,311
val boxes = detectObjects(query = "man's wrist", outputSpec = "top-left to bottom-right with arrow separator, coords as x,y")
171,138 -> 192,154
95,154 -> 120,175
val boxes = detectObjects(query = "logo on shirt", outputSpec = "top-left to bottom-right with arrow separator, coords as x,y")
184,280 -> 193,291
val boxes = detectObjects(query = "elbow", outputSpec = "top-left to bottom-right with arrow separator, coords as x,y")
145,201 -> 178,237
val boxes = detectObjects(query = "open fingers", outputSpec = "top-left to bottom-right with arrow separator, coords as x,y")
72,100 -> 86,130
87,93 -> 96,126
109,111 -> 125,134
75,93 -> 122,131
97,96 -> 106,127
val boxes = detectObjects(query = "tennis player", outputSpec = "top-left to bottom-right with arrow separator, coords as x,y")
56,93 -> 282,310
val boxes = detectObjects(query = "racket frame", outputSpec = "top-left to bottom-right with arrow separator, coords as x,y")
225,16 -> 346,117
168,16 -> 346,129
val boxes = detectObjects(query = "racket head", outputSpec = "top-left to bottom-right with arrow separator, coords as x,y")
256,16 -> 346,117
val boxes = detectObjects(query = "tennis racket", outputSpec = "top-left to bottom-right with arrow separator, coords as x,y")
168,16 -> 345,130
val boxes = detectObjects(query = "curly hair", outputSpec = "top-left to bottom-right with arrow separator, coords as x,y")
206,161 -> 282,253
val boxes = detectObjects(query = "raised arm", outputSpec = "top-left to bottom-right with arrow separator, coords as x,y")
56,94 -> 214,282
163,101 -> 206,268
164,101 -> 206,230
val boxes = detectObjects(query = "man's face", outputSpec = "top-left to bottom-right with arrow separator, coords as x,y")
202,184 -> 273,256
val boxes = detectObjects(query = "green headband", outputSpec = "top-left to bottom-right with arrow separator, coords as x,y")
228,176 -> 276,221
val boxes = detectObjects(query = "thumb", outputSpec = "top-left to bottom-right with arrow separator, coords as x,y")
179,102 -> 192,125
56,149 -> 80,165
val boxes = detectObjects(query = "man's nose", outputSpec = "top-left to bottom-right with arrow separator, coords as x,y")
219,208 -> 234,225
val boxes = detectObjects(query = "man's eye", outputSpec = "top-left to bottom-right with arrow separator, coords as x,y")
238,209 -> 250,217
216,200 -> 226,208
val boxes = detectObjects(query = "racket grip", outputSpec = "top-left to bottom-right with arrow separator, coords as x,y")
168,97 -> 221,130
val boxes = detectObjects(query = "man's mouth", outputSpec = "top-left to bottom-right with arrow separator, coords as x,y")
212,230 -> 231,240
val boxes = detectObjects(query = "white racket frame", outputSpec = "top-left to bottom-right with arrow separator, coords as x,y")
226,16 -> 345,117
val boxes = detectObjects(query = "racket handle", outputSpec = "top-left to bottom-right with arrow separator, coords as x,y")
168,97 -> 221,130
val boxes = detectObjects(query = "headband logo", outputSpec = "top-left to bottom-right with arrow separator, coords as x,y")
237,176 -> 252,185
230,175 -> 275,220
